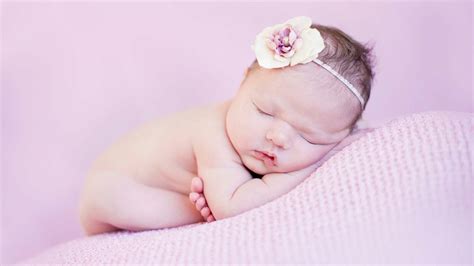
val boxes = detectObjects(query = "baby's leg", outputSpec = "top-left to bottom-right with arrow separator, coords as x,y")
80,172 -> 204,235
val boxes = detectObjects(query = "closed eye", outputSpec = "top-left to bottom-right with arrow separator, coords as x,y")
299,133 -> 325,146
301,135 -> 318,145
253,102 -> 272,116
257,108 -> 271,116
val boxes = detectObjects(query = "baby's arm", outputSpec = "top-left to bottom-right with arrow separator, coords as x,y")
194,162 -> 319,220
196,165 -> 253,220
230,162 -> 319,215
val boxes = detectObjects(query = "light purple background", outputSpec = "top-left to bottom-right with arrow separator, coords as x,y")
1,1 -> 472,264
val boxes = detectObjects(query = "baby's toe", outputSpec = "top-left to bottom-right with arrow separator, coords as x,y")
206,215 -> 215,222
196,197 -> 206,210
200,207 -> 210,217
191,177 -> 204,193
189,192 -> 199,203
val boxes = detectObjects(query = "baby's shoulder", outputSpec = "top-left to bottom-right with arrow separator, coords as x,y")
194,100 -> 230,126
191,100 -> 231,145
191,100 -> 240,167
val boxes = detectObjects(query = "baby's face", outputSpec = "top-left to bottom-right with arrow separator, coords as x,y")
226,63 -> 359,175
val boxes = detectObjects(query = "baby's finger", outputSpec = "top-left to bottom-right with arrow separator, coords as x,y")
189,192 -> 199,202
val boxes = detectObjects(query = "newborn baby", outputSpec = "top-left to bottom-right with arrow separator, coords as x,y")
79,16 -> 375,235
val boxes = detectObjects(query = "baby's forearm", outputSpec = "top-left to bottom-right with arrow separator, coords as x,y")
221,178 -> 271,218
223,165 -> 317,218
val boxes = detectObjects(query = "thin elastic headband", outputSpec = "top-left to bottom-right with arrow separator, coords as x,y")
312,58 -> 365,107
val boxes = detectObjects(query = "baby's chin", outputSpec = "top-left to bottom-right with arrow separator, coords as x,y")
240,155 -> 271,175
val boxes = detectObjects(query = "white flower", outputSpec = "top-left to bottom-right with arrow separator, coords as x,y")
251,16 -> 325,69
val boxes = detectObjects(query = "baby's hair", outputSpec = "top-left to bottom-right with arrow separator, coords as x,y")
311,23 -> 376,111
246,23 -> 376,119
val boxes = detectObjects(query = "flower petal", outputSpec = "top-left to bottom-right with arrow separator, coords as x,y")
274,53 -> 291,64
289,30 -> 297,44
282,49 -> 296,58
261,25 -> 276,37
290,28 -> 325,66
293,38 -> 303,50
266,39 -> 277,50
284,16 -> 312,33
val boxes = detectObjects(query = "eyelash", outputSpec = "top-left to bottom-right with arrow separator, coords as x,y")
257,108 -> 271,116
253,102 -> 272,116
253,101 -> 321,146
300,134 -> 318,145
299,132 -> 327,146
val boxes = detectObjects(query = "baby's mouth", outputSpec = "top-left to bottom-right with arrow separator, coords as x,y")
253,150 -> 277,166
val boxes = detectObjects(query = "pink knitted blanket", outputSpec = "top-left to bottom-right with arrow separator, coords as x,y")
24,112 -> 472,264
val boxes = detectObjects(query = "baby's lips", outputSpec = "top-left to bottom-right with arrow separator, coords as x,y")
263,156 -> 276,167
253,150 -> 278,166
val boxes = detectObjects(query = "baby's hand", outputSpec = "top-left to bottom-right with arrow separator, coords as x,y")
189,177 -> 216,222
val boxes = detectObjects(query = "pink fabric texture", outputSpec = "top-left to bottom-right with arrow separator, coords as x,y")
23,112 -> 472,264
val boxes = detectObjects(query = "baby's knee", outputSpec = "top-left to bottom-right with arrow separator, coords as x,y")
78,172 -> 130,234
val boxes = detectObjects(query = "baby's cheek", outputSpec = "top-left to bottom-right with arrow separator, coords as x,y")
280,147 -> 320,170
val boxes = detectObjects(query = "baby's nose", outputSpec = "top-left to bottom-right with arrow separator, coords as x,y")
266,130 -> 292,150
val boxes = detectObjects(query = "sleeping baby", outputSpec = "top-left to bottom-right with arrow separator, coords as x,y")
79,16 -> 375,235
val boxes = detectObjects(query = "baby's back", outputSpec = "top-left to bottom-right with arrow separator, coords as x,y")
87,100 -> 231,195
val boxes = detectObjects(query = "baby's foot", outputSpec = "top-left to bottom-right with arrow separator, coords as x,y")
189,177 -> 215,222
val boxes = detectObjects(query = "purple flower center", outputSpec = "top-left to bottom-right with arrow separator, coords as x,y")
268,25 -> 302,58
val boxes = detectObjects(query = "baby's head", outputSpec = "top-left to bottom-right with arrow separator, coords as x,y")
226,17 -> 375,175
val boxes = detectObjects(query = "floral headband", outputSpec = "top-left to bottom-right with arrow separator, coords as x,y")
251,16 -> 365,107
